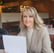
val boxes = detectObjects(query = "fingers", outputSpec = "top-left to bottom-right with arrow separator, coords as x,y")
3,50 -> 8,53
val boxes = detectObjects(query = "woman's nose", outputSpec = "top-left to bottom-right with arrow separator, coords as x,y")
26,16 -> 30,20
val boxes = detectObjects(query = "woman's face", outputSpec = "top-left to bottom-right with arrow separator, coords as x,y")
22,11 -> 34,29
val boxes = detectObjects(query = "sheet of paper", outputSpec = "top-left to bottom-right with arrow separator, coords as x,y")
3,35 -> 27,53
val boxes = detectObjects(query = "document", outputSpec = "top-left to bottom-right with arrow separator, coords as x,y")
3,35 -> 27,53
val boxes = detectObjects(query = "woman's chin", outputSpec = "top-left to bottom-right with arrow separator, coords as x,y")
26,25 -> 30,28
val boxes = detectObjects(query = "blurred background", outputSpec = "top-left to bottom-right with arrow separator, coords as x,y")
0,0 -> 54,51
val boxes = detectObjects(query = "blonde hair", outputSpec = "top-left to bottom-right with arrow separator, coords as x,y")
20,6 -> 44,31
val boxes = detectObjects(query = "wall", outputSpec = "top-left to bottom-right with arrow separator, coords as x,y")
39,13 -> 49,19
0,14 -> 2,28
1,13 -> 21,23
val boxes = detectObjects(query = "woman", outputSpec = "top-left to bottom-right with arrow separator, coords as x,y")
18,6 -> 53,53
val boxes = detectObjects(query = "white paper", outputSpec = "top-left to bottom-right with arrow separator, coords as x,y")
3,35 -> 27,53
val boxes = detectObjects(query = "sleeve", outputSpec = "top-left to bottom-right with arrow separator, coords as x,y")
42,27 -> 53,53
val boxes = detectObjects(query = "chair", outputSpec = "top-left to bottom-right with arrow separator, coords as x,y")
0,28 -> 8,49
50,35 -> 54,51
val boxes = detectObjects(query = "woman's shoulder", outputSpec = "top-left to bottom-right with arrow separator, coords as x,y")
38,26 -> 49,39
35,24 -> 48,32
39,26 -> 49,37
40,26 -> 48,32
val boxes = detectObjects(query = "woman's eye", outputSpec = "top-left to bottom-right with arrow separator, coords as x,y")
29,16 -> 33,18
23,16 -> 27,18
23,15 -> 33,18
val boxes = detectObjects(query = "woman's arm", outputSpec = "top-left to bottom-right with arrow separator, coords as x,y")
42,27 -> 53,53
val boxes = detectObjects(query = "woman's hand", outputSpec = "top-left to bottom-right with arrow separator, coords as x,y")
3,50 -> 8,53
